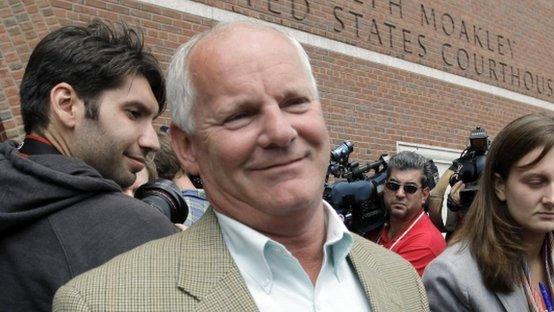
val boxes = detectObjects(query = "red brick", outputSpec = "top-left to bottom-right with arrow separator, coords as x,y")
84,0 -> 107,10
0,0 -> 550,157
74,4 -> 98,16
97,9 -> 117,21
141,3 -> 162,15
50,0 -> 73,10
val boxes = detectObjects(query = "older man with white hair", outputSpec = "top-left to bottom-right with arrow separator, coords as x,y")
53,21 -> 429,311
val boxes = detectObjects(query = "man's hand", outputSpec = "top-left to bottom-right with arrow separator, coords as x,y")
448,181 -> 465,206
447,181 -> 465,212
174,223 -> 188,231
427,169 -> 455,232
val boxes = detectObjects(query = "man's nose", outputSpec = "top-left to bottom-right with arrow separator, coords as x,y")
258,105 -> 298,148
138,123 -> 160,153
395,187 -> 406,198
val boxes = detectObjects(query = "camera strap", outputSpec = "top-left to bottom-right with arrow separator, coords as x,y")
377,211 -> 425,251
18,134 -> 62,156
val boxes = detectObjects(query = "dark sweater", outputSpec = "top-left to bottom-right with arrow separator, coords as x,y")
0,140 -> 178,312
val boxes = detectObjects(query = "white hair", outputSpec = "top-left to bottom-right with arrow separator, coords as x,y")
166,20 -> 319,134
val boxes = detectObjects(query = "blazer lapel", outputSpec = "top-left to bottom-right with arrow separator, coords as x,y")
495,287 -> 529,312
176,208 -> 258,311
349,237 -> 403,312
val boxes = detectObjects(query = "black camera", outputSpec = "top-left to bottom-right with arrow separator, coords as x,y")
324,141 -> 389,236
448,126 -> 489,212
330,141 -> 354,163
135,179 -> 189,223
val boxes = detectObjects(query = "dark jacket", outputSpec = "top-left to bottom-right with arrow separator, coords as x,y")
0,140 -> 177,312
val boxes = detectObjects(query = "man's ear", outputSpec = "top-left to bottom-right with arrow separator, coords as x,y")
170,123 -> 200,175
494,173 -> 507,201
421,187 -> 430,205
49,82 -> 82,129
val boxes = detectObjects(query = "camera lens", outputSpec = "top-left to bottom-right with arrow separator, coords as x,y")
330,141 -> 353,161
135,179 -> 189,224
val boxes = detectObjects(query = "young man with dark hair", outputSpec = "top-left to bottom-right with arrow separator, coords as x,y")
0,20 -> 177,311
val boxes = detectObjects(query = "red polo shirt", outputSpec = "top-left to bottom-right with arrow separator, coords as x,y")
379,212 -> 446,276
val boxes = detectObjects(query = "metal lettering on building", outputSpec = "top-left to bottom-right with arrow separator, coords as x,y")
241,0 -> 553,98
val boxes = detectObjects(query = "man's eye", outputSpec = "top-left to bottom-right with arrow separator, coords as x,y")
285,97 -> 308,106
223,111 -> 253,129
127,110 -> 141,119
225,112 -> 249,122
282,98 -> 310,111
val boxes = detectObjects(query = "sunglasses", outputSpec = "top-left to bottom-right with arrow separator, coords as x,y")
385,180 -> 422,194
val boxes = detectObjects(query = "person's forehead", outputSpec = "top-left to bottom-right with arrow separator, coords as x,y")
188,26 -> 310,107
513,146 -> 553,176
97,75 -> 158,111
197,24 -> 289,50
190,26 -> 299,74
389,168 -> 423,183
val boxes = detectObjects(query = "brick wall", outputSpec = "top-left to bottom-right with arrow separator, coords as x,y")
206,0 -> 554,102
0,0 -> 551,163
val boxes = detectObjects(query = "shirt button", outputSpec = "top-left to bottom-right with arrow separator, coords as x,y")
262,279 -> 271,293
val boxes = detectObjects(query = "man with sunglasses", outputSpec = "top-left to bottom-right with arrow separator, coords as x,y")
377,151 -> 446,276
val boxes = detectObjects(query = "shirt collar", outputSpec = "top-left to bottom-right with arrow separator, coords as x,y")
181,188 -> 205,198
215,211 -> 274,292
215,201 -> 353,292
322,200 -> 354,281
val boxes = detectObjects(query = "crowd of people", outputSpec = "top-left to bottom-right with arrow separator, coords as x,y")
0,19 -> 552,312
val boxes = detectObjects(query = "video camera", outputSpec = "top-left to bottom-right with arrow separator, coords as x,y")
448,126 -> 489,212
135,179 -> 189,224
324,141 -> 389,236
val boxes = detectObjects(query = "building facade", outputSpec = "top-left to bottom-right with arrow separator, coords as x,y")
1,0 -> 552,166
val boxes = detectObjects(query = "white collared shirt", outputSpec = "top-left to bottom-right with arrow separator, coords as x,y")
215,202 -> 371,312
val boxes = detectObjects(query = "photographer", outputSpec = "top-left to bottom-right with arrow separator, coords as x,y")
0,21 -> 177,311
428,127 -> 489,240
377,151 -> 446,276
428,162 -> 464,239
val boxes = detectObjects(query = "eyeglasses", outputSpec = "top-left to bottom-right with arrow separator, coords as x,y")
385,180 -> 422,194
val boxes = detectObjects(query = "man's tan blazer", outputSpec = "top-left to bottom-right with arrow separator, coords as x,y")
53,209 -> 429,311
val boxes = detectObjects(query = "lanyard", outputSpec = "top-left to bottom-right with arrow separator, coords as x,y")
522,234 -> 554,312
378,211 -> 425,252
18,134 -> 61,156
540,282 -> 553,312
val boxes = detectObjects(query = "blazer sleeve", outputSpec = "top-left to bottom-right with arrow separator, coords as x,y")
423,256 -> 470,312
52,285 -> 91,312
